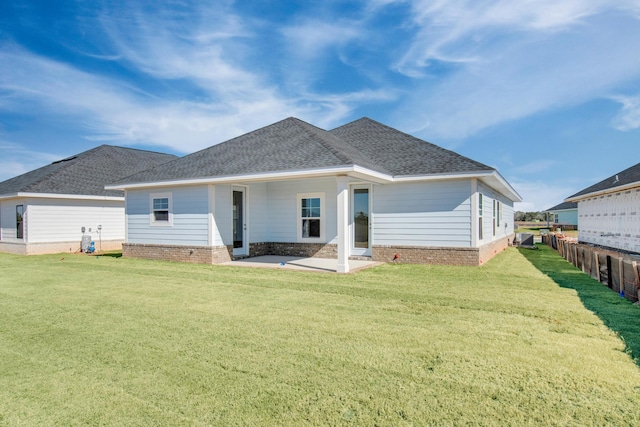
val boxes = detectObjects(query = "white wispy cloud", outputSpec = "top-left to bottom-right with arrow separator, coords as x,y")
280,19 -> 363,59
610,94 -> 640,131
0,0 -> 392,157
388,1 -> 640,139
395,0 -> 637,76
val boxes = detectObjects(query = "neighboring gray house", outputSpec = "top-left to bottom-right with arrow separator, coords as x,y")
0,145 -> 177,255
107,117 -> 522,272
566,161 -> 640,254
545,201 -> 578,229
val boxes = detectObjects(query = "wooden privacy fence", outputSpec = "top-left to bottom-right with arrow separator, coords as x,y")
542,234 -> 640,303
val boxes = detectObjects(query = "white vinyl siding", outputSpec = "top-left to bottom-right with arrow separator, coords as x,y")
213,184 -> 232,246
0,199 -> 26,241
127,186 -> 209,246
19,198 -> 124,243
477,183 -> 514,244
248,182 -> 268,243
373,180 -> 472,247
266,178 -> 337,243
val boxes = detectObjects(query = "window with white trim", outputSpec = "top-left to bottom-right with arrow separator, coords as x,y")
492,199 -> 497,236
150,193 -> 172,226
16,205 -> 24,239
297,192 -> 324,241
478,194 -> 483,240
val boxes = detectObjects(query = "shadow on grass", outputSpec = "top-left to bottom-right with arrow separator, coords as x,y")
97,251 -> 122,258
519,244 -> 640,367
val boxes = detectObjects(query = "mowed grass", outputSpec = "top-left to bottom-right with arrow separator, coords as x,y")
1,248 -> 639,426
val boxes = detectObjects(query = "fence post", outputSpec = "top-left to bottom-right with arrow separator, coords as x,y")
594,251 -> 600,283
619,258 -> 624,295
606,255 -> 613,288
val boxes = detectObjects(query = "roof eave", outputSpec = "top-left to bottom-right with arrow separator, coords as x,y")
0,192 -> 123,201
105,167 -> 522,202
105,166 -> 392,190
565,180 -> 640,202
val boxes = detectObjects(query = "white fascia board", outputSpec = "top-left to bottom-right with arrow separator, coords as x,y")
105,166 -> 395,190
104,166 -> 522,201
392,170 -> 494,182
481,171 -> 523,202
0,192 -> 123,201
565,181 -> 640,202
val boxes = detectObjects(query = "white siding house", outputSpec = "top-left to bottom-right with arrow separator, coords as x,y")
566,161 -> 640,254
108,118 -> 521,271
0,145 -> 176,255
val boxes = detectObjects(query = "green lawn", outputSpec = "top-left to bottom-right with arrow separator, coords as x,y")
1,247 -> 639,426
515,227 -> 579,238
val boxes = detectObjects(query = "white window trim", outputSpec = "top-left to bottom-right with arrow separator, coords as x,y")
492,199 -> 497,236
150,192 -> 173,227
297,192 -> 325,242
478,193 -> 484,241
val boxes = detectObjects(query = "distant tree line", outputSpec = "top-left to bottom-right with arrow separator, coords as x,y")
514,211 -> 549,222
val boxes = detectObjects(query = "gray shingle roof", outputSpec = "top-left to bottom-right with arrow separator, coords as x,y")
0,145 -> 177,198
545,201 -> 577,212
567,161 -> 640,200
330,118 -> 493,175
113,117 -> 494,186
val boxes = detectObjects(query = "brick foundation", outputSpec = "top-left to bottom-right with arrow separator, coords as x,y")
121,237 -> 511,266
123,243 -> 232,264
372,245 -> 480,266
252,242 -> 337,258
478,235 -> 513,265
372,236 -> 512,266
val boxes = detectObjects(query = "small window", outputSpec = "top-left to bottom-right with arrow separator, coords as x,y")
16,205 -> 24,239
298,193 -> 324,241
150,193 -> 172,226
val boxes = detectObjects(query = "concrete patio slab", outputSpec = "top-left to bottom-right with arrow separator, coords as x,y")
222,255 -> 381,273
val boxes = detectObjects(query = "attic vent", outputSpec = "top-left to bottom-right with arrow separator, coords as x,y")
51,156 -> 77,164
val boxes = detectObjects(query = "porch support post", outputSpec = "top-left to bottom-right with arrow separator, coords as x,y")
336,175 -> 350,273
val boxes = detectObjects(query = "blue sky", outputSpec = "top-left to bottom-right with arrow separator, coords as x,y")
1,1 -> 639,211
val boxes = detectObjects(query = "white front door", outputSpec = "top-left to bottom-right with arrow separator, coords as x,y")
232,187 -> 247,256
351,185 -> 371,256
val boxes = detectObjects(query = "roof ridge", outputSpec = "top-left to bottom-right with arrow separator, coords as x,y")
97,144 -> 175,157
292,119 -> 357,165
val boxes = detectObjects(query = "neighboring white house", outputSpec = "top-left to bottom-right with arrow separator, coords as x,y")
107,118 -> 521,272
565,161 -> 640,254
0,145 -> 176,255
545,201 -> 578,229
